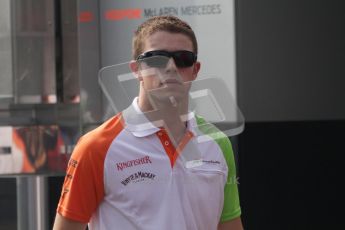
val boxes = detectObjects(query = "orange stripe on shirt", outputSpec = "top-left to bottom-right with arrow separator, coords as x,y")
156,129 -> 194,168
57,113 -> 125,223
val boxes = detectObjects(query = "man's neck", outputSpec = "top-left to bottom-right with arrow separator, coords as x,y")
137,97 -> 189,146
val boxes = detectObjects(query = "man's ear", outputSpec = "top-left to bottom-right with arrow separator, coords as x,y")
129,60 -> 143,81
192,61 -> 201,81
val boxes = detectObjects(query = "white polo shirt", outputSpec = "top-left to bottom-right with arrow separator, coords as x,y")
57,98 -> 241,230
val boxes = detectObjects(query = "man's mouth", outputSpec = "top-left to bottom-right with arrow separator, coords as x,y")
161,79 -> 182,85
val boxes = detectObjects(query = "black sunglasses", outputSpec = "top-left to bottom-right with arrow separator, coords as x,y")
136,50 -> 197,68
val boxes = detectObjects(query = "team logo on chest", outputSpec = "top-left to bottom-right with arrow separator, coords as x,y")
121,171 -> 156,186
116,155 -> 152,171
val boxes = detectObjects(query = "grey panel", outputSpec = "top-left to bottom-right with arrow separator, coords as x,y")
236,0 -> 345,121
0,0 -> 13,103
78,0 -> 103,124
12,0 -> 56,104
61,0 -> 80,103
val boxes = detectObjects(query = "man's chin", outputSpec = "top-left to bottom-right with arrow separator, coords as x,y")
148,92 -> 186,107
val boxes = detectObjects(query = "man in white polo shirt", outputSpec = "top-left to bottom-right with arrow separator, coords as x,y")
53,16 -> 243,230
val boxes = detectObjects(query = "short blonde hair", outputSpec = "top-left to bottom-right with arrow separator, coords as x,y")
132,16 -> 198,59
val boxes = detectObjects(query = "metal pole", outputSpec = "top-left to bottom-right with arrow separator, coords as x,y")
16,176 -> 48,230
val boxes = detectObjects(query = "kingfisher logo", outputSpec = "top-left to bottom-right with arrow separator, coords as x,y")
116,156 -> 152,171
121,171 -> 156,186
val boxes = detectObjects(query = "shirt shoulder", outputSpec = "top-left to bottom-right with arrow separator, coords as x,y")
75,113 -> 125,158
56,113 -> 125,222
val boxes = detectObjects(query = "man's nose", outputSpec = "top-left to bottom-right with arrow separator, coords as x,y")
164,58 -> 177,72
159,57 -> 182,83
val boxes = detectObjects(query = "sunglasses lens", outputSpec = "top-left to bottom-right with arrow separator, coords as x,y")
174,52 -> 195,67
141,56 -> 169,68
138,51 -> 196,68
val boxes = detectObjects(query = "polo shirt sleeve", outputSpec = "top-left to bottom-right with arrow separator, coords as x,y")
56,114 -> 124,223
218,137 -> 242,222
56,134 -> 106,223
195,115 -> 241,222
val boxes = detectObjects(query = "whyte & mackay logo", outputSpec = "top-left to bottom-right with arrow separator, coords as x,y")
116,155 -> 152,171
121,171 -> 156,186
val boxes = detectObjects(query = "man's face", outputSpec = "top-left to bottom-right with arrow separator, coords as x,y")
135,31 -> 200,104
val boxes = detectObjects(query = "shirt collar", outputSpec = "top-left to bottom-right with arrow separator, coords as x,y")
123,97 -> 196,137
